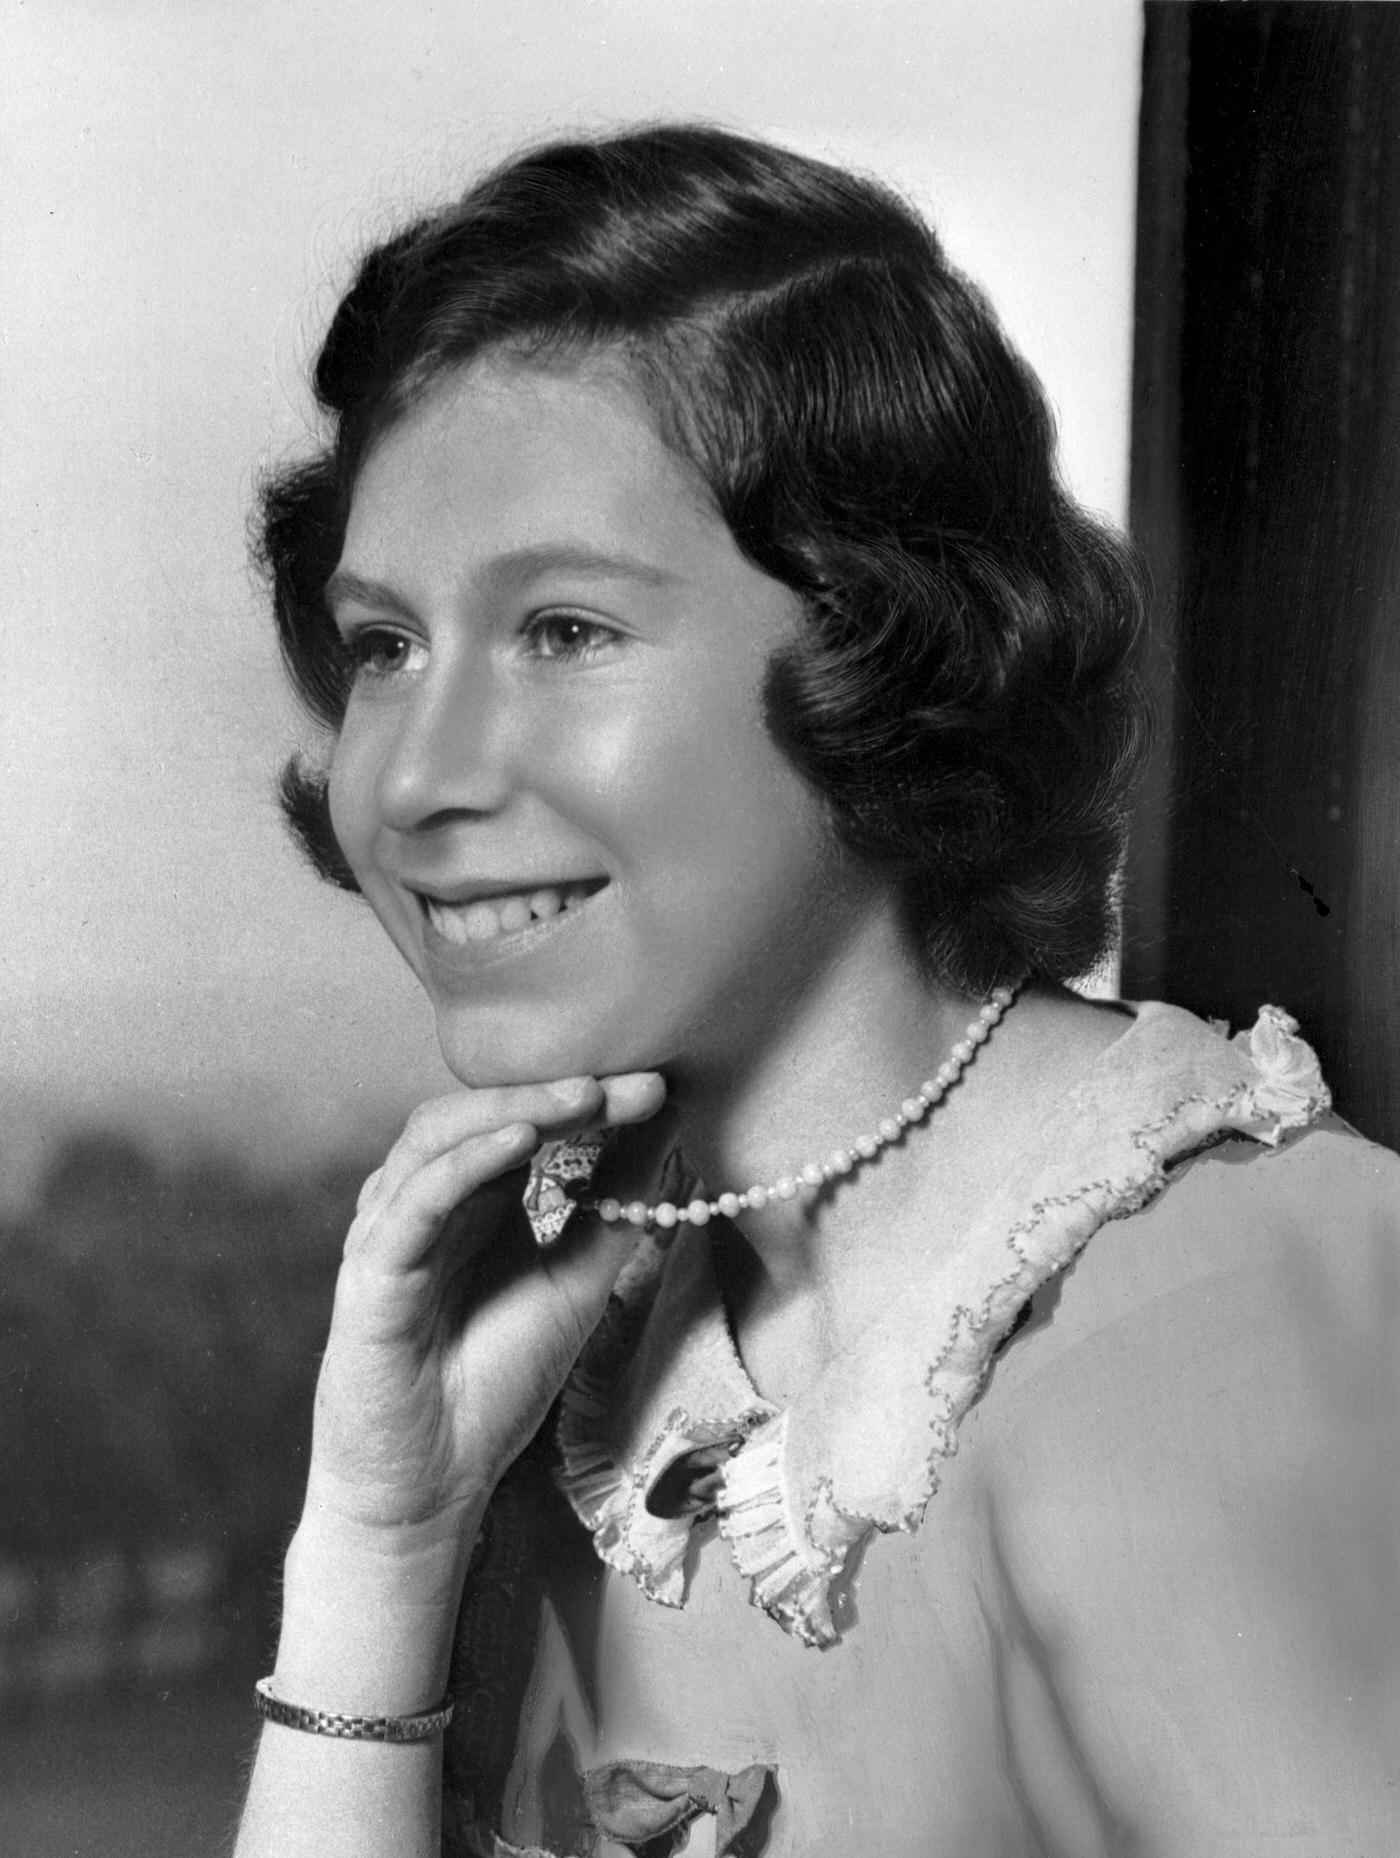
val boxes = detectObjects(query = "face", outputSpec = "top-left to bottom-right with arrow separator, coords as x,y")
327,354 -> 891,1089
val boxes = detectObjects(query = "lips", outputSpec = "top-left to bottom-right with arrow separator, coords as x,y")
419,878 -> 607,946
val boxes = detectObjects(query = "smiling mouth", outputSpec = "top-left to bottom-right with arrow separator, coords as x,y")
419,879 -> 608,947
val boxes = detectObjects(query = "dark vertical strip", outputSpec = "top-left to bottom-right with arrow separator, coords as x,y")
1341,15 -> 1400,1146
1123,1 -> 1400,1146
1122,4 -> 1190,997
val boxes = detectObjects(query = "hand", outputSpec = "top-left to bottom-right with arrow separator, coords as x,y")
300,1071 -> 667,1556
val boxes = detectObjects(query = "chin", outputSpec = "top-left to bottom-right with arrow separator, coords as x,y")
432,1007 -> 660,1090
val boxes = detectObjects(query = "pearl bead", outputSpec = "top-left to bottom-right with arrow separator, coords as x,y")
570,979 -> 1022,1232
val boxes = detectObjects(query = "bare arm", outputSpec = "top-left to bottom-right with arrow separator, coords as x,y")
235,1071 -> 665,1858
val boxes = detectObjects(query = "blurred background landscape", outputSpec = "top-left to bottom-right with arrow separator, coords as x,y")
0,1131 -> 364,1853
1,1 -> 1139,1849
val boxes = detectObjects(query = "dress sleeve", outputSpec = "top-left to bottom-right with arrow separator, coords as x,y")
980,1122 -> 1400,1853
441,1429 -> 601,1858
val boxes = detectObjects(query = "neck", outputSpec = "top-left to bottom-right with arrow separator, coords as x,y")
663,916 -> 987,1293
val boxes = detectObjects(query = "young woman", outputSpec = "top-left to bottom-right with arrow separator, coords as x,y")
236,126 -> 1399,1857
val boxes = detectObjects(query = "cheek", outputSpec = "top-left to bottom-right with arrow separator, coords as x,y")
660,674 -> 828,860
549,680 -> 830,898
325,723 -> 380,877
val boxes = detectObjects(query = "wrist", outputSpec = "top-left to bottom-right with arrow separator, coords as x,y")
293,1482 -> 486,1578
272,1502 -> 484,1717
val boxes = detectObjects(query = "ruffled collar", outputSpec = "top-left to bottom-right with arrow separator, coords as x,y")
556,1003 -> 1329,1648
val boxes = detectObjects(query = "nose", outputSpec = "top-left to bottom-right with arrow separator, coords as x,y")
375,646 -> 518,833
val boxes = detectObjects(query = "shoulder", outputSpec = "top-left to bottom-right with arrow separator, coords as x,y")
952,999 -> 1389,1511
996,1112 -> 1399,1385
977,1111 -> 1400,1527
970,1117 -> 1400,1844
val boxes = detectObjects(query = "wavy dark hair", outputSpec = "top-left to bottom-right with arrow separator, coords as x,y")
259,123 -> 1146,996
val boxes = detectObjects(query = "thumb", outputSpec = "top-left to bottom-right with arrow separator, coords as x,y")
534,1202 -> 650,1349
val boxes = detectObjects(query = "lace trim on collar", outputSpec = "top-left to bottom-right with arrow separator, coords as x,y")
556,1004 -> 1329,1647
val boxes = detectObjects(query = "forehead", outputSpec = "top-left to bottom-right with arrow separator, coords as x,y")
338,355 -> 726,584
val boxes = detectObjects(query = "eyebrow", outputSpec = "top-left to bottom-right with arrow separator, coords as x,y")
324,545 -> 678,615
489,544 -> 678,589
323,570 -> 416,618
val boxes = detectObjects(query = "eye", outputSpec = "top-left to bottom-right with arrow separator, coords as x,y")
521,612 -> 619,662
340,626 -> 420,680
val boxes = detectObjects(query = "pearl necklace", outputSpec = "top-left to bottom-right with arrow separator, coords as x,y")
577,980 -> 1022,1234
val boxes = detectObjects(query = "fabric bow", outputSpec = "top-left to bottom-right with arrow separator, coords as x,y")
583,1760 -> 778,1857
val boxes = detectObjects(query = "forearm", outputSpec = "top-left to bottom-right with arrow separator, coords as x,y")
235,1504 -> 484,1858
232,1074 -> 663,1857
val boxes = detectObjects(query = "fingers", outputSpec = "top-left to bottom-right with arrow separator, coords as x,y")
533,1200 -> 653,1347
346,1070 -> 668,1280
364,1073 -> 666,1208
397,1077 -> 602,1164
346,1120 -> 540,1276
597,1071 -> 668,1127
365,1078 -> 597,1214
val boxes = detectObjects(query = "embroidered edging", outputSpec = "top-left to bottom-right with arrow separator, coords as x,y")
554,1005 -> 1330,1647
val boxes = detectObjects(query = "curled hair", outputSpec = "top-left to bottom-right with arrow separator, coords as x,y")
259,124 -> 1146,996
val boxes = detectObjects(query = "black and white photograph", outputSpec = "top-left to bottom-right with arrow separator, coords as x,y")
3,3 -> 1397,1853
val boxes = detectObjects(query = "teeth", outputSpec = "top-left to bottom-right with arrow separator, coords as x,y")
462,902 -> 501,942
424,883 -> 596,945
432,905 -> 470,947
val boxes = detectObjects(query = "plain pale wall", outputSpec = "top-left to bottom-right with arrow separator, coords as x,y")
0,0 -> 1141,1191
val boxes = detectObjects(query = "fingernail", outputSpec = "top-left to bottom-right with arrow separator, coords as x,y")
545,1076 -> 593,1106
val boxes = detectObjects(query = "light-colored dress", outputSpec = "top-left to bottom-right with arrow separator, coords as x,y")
443,1004 -> 1400,1857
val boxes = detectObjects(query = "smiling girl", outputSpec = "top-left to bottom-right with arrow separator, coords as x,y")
236,128 -> 1399,1857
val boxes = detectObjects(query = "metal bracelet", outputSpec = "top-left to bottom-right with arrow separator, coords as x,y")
254,1676 -> 454,1742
